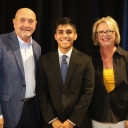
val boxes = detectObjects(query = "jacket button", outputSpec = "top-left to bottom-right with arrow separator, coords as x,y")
62,95 -> 65,98
23,84 -> 26,87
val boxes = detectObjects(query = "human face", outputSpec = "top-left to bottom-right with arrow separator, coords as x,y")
96,22 -> 116,48
13,8 -> 37,43
54,24 -> 77,54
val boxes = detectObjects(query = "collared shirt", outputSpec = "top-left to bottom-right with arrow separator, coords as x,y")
18,36 -> 35,98
58,47 -> 73,67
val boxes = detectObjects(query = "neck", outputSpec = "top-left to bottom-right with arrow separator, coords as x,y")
59,46 -> 72,54
100,46 -> 116,61
100,46 -> 116,57
22,38 -> 31,44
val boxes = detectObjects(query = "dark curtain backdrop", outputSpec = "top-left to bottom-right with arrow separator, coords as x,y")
0,0 -> 128,55
0,0 -> 127,127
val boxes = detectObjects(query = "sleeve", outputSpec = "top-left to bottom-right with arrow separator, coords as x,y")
68,57 -> 95,127
36,56 -> 57,123
0,105 -> 2,115
0,39 -> 2,115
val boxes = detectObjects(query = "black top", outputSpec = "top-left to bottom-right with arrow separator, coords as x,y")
89,45 -> 128,123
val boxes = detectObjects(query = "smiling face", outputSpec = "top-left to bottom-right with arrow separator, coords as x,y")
13,8 -> 37,43
96,22 -> 116,48
54,24 -> 77,54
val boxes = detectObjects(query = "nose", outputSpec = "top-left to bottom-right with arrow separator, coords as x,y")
63,32 -> 68,37
23,21 -> 29,27
103,31 -> 108,36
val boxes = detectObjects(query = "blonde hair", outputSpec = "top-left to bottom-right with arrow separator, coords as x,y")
92,16 -> 120,46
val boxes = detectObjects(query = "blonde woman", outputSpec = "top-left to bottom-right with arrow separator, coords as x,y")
89,16 -> 128,128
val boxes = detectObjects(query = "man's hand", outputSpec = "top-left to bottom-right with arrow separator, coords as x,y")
52,119 -> 62,128
124,120 -> 128,128
60,120 -> 74,128
0,118 -> 4,128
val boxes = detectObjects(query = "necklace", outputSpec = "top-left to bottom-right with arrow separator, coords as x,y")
100,52 -> 113,69
100,52 -> 112,61
100,46 -> 116,61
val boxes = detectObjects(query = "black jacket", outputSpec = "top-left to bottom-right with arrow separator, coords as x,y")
36,48 -> 95,128
89,45 -> 128,123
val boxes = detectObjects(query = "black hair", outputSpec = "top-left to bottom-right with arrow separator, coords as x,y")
54,17 -> 76,33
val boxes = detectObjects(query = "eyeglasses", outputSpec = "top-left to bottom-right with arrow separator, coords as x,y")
96,29 -> 115,36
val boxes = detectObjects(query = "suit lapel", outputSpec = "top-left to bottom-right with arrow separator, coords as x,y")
32,41 -> 39,70
8,31 -> 25,78
51,51 -> 63,88
51,48 -> 79,88
65,48 -> 78,86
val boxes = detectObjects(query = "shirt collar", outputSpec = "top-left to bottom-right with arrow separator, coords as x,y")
58,47 -> 73,58
17,36 -> 33,48
92,45 -> 124,57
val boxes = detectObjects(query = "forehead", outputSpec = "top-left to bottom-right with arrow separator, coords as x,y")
97,22 -> 113,31
56,24 -> 75,31
15,9 -> 36,20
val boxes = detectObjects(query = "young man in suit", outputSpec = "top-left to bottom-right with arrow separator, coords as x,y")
36,17 -> 94,128
0,8 -> 41,128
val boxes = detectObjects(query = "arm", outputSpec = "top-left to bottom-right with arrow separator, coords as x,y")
0,105 -> 4,127
124,120 -> 128,128
0,118 -> 4,128
68,57 -> 95,127
0,43 -> 4,128
36,56 -> 58,124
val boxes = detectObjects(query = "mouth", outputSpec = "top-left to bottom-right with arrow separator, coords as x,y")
22,30 -> 30,32
21,28 -> 31,32
60,39 -> 70,42
101,38 -> 110,41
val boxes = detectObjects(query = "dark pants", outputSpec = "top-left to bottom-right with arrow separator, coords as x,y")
16,97 -> 41,128
4,97 -> 41,128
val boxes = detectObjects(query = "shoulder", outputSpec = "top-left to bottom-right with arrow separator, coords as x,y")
116,45 -> 128,56
0,32 -> 12,40
32,39 -> 41,48
0,32 -> 15,49
39,51 -> 56,60
72,48 -> 93,66
73,48 -> 91,59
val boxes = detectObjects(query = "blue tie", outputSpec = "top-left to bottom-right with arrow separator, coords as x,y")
61,55 -> 68,85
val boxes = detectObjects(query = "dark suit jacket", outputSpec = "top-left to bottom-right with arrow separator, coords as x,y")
36,48 -> 94,128
0,31 -> 41,128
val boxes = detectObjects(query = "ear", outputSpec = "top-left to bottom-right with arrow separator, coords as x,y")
95,36 -> 98,41
12,18 -> 15,28
74,33 -> 77,40
12,19 -> 15,24
35,21 -> 37,26
54,33 -> 57,40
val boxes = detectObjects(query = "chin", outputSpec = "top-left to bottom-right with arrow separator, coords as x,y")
23,33 -> 32,38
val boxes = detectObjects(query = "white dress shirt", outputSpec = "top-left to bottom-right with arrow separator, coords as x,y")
18,36 -> 35,98
58,47 -> 72,66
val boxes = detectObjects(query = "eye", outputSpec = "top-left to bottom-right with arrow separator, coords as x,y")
20,18 -> 26,23
67,31 -> 72,34
28,19 -> 34,24
98,31 -> 104,34
107,30 -> 112,32
66,30 -> 72,34
58,31 -> 63,34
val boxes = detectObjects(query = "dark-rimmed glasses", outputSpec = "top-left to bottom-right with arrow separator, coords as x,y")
96,29 -> 115,36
